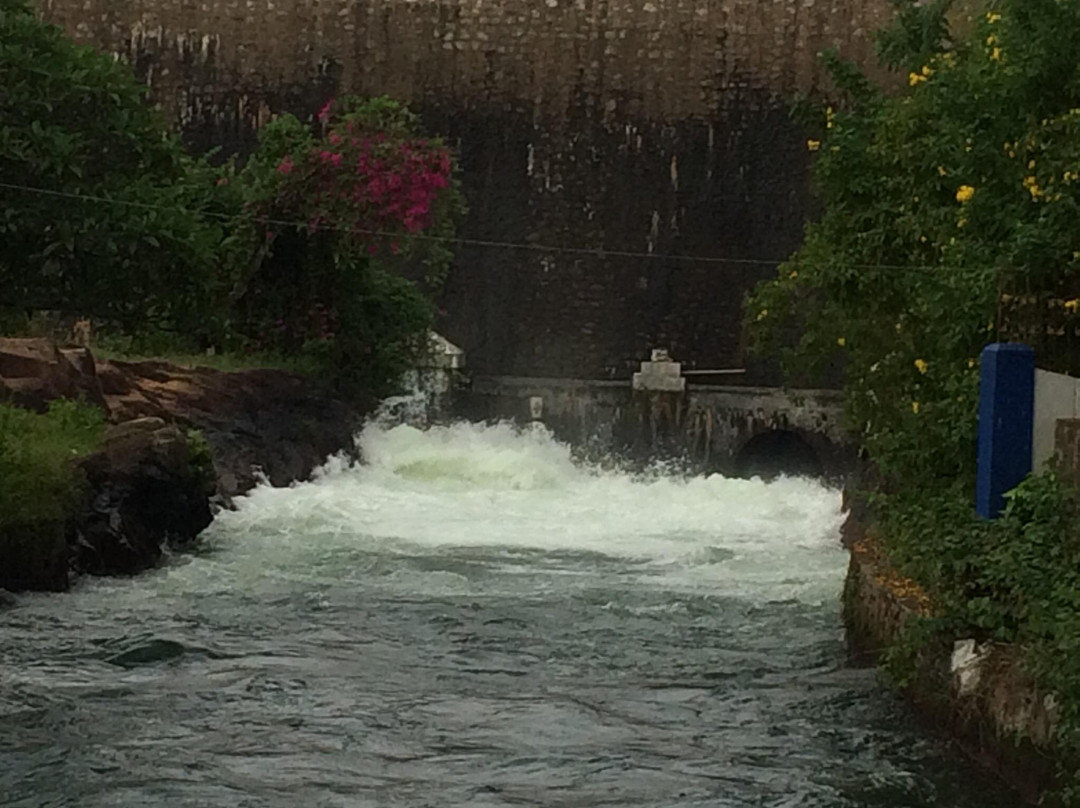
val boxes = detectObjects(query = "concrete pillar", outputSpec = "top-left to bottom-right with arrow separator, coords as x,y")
976,343 -> 1035,519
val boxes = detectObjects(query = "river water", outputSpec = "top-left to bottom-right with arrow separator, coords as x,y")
1,420 -> 1018,807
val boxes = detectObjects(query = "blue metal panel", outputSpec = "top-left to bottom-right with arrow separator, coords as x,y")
976,343 -> 1035,519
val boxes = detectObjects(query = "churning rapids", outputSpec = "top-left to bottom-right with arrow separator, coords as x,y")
2,420 -> 1019,808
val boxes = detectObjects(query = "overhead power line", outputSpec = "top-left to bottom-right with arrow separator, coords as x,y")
0,180 -> 1031,275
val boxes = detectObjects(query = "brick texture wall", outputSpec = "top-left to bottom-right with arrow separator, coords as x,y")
41,0 -> 894,379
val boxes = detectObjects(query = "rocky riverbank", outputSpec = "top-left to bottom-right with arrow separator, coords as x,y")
841,507 -> 1063,804
0,338 -> 366,592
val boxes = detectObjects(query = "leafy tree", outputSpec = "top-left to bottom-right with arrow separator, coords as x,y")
0,0 -> 224,334
749,0 -> 1080,786
1,2 -> 463,393
749,0 -> 1080,488
223,96 -> 464,393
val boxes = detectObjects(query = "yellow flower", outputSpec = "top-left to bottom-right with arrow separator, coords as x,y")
958,217 -> 968,228
987,11 -> 1001,23
756,309 -> 769,321
938,165 -> 947,177
837,337 -> 846,347
1065,299 -> 1080,312
909,72 -> 927,87
921,65 -> 933,77
968,358 -> 977,369
955,185 -> 975,203
914,358 -> 929,374
1028,159 -> 1036,170
987,34 -> 998,46
912,401 -> 921,414
991,47 -> 1002,62
789,270 -> 798,279
807,139 -> 821,152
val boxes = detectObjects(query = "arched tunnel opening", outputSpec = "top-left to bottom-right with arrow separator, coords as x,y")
733,430 -> 824,481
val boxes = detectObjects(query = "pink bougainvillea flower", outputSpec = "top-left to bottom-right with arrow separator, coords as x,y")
276,156 -> 294,175
317,99 -> 335,123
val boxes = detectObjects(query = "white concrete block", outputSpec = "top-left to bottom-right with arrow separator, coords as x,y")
633,369 -> 686,392
1033,368 -> 1080,469
951,638 -> 989,697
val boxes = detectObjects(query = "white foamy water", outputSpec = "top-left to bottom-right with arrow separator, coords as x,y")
0,419 -> 1024,808
200,420 -> 847,602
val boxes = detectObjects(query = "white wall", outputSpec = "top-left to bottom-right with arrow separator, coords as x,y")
1033,369 -> 1080,470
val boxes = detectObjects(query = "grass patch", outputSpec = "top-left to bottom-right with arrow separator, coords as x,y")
91,333 -> 324,376
0,400 -> 106,526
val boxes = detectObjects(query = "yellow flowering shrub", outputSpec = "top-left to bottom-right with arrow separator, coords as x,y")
747,0 -> 1080,785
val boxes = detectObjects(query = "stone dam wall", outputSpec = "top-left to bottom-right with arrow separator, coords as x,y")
40,0 -> 894,380
456,374 -> 855,479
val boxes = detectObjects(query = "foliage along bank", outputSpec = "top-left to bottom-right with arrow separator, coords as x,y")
747,0 -> 1080,798
0,0 -> 464,396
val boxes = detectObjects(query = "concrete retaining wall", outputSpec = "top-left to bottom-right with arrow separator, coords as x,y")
457,375 -> 856,477
843,533 -> 1063,805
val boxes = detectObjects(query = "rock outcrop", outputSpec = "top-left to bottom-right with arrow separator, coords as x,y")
0,338 -> 366,591
72,418 -> 216,577
0,338 -> 107,412
0,521 -> 69,593
97,358 -> 363,497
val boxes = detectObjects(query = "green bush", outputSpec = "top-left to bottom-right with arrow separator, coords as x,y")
878,475 -> 1080,764
749,0 -> 1080,487
747,0 -> 1080,789
0,400 -> 105,526
184,429 -> 218,492
221,96 -> 464,394
0,0 -> 227,337
2,1 -> 464,394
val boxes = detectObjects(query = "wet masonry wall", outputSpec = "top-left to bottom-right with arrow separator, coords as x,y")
41,0 -> 894,378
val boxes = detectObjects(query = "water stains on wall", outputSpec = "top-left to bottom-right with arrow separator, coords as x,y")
42,0 -> 894,379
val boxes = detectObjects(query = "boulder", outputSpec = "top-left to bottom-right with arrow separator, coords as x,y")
0,340 -> 365,589
0,520 -> 69,593
0,337 -> 107,413
99,360 -> 363,497
71,418 -> 216,576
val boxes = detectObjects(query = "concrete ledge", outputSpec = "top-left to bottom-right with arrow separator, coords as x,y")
469,374 -> 842,399
843,534 -> 1064,804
